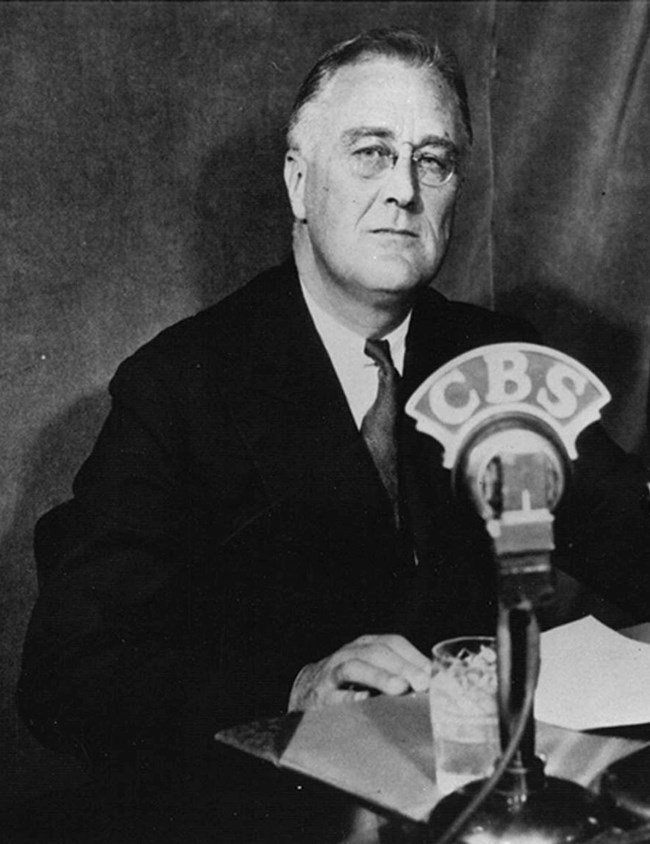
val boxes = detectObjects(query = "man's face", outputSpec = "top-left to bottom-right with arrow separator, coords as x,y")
286,58 -> 463,309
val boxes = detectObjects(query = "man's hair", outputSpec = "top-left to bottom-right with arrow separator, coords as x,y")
287,27 -> 473,154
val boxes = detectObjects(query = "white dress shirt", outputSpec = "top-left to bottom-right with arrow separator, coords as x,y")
300,281 -> 411,429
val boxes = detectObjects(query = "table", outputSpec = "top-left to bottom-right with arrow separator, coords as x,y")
215,623 -> 650,841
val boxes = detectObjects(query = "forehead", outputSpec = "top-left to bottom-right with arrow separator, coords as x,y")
318,57 -> 459,145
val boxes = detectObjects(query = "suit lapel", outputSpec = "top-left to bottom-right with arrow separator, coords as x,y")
393,291 -> 466,640
400,288 -> 457,537
213,261 -> 391,520
402,287 -> 465,397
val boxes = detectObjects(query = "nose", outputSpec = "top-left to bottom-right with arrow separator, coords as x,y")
382,150 -> 418,208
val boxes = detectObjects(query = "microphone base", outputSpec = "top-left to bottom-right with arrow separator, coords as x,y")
428,775 -> 612,844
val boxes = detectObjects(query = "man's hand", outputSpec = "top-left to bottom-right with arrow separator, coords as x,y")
288,634 -> 431,711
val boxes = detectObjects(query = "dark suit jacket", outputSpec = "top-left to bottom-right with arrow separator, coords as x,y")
17,259 -> 650,786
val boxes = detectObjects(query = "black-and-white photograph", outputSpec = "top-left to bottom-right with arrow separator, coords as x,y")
2,2 -> 650,842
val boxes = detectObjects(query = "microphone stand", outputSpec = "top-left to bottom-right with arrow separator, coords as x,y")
428,432 -> 613,844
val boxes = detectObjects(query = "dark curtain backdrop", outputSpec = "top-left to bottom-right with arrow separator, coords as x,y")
2,0 -> 649,806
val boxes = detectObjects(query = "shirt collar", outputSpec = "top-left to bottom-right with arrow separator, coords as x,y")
299,279 -> 411,375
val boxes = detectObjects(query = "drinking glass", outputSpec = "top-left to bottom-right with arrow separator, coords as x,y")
429,636 -> 500,795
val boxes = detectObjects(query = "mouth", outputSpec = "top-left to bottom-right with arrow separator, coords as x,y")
371,228 -> 418,238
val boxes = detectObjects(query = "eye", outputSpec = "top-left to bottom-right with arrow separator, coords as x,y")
415,149 -> 457,186
352,145 -> 392,162
350,144 -> 394,179
417,152 -> 451,174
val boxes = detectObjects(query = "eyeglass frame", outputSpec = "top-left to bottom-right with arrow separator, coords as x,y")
345,136 -> 461,188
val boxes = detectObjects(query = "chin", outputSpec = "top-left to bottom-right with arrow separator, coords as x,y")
362,256 -> 433,295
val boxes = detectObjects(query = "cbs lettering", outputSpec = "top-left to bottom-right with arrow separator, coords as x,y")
428,349 -> 592,426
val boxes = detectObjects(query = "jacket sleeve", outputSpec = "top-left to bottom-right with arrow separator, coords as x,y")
17,350 -> 201,781
553,422 -> 650,622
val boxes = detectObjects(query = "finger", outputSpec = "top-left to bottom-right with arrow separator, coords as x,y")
372,635 -> 432,692
351,689 -> 371,702
348,640 -> 431,693
379,634 -> 432,672
332,658 -> 411,696
319,687 -> 372,707
351,634 -> 431,675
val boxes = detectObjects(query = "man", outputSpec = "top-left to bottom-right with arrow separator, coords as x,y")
17,27 -> 650,843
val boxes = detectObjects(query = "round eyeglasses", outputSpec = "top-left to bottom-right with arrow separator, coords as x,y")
349,145 -> 458,188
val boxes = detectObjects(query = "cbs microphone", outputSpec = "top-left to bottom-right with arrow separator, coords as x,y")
407,343 -> 613,844
406,342 -> 611,609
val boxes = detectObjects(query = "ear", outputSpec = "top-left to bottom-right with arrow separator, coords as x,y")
284,149 -> 308,221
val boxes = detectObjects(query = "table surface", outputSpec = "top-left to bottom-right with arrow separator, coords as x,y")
215,622 -> 650,838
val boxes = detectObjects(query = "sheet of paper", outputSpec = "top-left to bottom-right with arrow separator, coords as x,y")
536,616 -> 650,730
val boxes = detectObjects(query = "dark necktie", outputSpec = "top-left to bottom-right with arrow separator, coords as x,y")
362,338 -> 400,525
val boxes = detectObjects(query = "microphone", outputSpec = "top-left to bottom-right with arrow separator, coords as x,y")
406,342 -> 611,616
406,343 -> 614,844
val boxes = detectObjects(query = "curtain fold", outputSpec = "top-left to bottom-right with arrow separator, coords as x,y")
487,0 -> 650,456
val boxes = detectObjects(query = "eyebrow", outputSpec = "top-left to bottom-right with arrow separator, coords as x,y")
341,127 -> 459,154
341,127 -> 394,144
